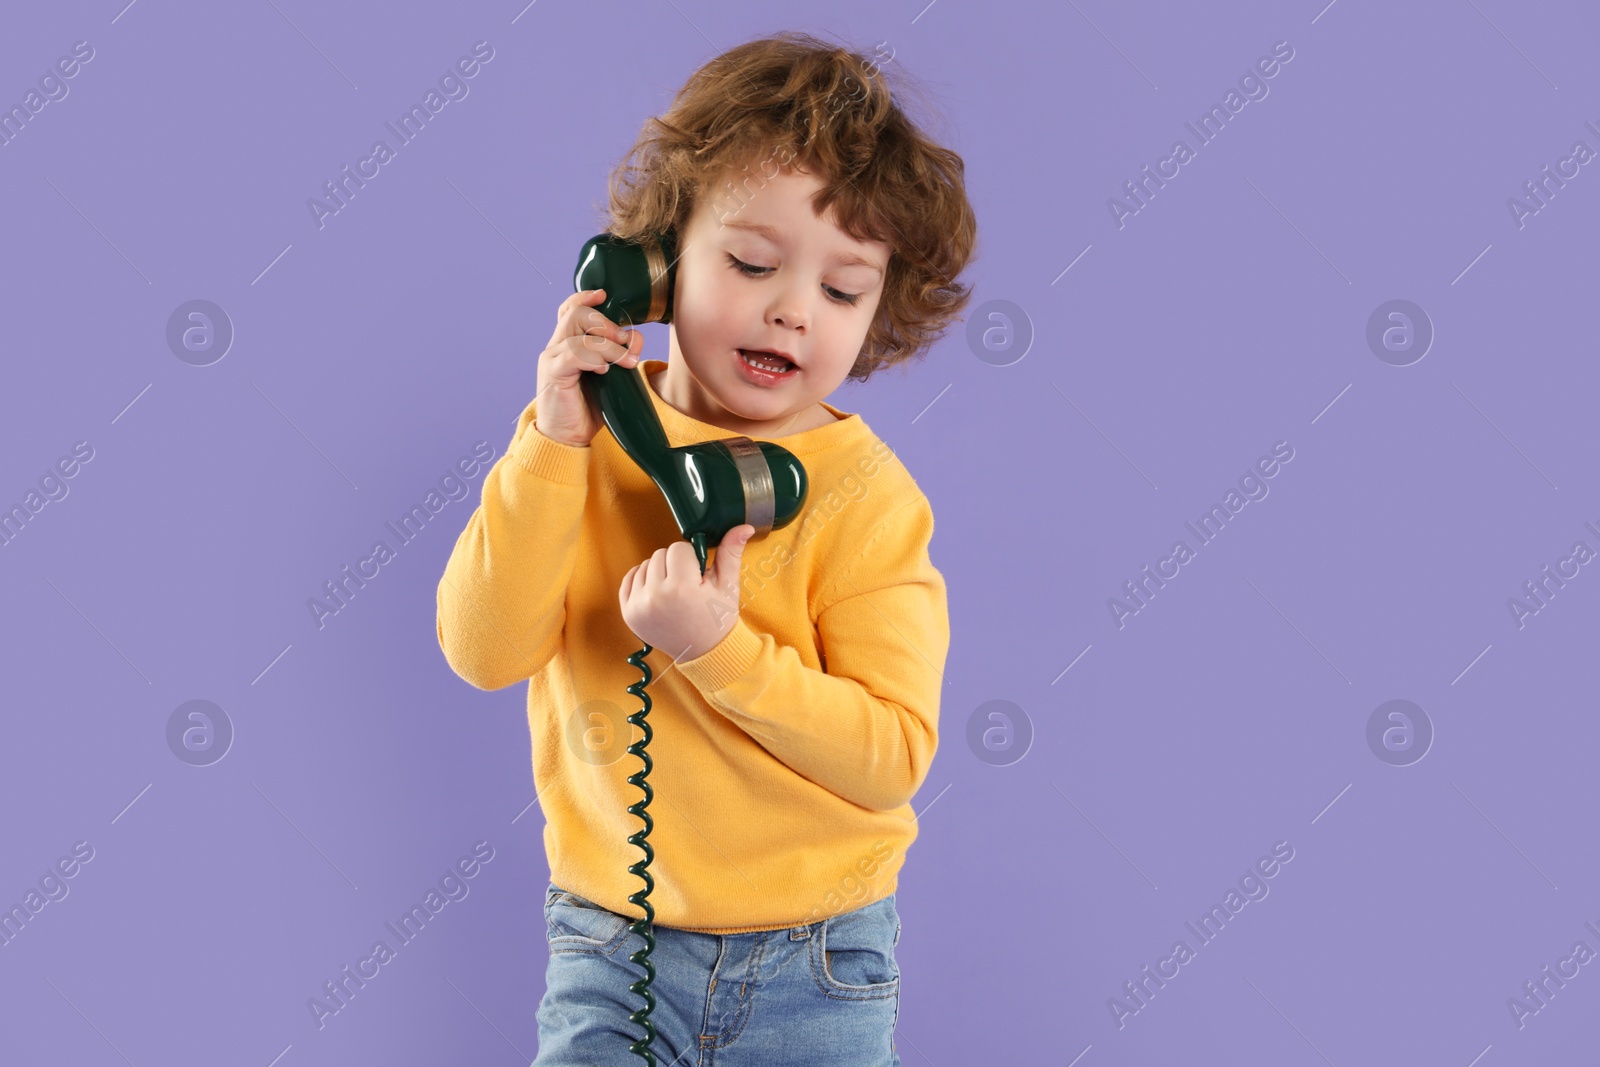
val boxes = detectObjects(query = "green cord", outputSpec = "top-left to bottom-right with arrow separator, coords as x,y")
624,641 -> 658,1065
624,548 -> 708,1065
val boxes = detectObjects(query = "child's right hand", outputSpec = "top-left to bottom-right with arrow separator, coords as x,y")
534,288 -> 644,447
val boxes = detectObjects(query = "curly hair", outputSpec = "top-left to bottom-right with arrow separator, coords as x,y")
598,31 -> 978,383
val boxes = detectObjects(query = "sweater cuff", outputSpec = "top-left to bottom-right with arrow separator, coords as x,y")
676,617 -> 764,693
513,424 -> 591,486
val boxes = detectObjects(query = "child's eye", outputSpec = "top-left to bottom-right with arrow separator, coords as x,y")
726,254 -> 862,307
727,253 -> 771,278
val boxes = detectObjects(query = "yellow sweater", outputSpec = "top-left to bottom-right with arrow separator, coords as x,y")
436,359 -> 948,934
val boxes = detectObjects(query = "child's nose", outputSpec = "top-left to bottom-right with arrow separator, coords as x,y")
766,293 -> 809,332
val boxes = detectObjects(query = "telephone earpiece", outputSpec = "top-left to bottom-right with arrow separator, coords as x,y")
575,231 -> 680,327
571,232 -> 816,1066
572,232 -> 809,575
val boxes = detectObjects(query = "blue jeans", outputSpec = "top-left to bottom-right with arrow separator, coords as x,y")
533,881 -> 902,1066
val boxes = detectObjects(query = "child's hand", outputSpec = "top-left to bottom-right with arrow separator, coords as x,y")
534,288 -> 643,448
618,525 -> 754,663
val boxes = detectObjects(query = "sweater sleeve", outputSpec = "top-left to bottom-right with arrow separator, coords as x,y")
435,399 -> 593,691
673,493 -> 949,812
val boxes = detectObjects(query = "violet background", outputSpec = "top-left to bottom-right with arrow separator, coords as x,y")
3,0 -> 1598,1064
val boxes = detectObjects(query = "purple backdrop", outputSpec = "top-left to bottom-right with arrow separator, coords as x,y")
3,1 -> 1597,1063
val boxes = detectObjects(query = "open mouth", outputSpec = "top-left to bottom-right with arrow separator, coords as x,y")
737,349 -> 798,381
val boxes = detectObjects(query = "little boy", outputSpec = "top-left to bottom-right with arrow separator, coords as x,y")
436,30 -> 976,1067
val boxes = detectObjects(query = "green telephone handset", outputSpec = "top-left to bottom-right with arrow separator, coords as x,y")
573,233 -> 810,574
571,232 -> 811,1065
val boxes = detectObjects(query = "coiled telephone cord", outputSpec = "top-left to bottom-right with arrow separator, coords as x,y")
624,539 -> 706,1065
624,641 -> 658,1065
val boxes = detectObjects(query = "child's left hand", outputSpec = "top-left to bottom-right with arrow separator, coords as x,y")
618,524 -> 754,663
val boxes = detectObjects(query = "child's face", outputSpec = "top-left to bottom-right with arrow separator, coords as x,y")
662,163 -> 891,438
